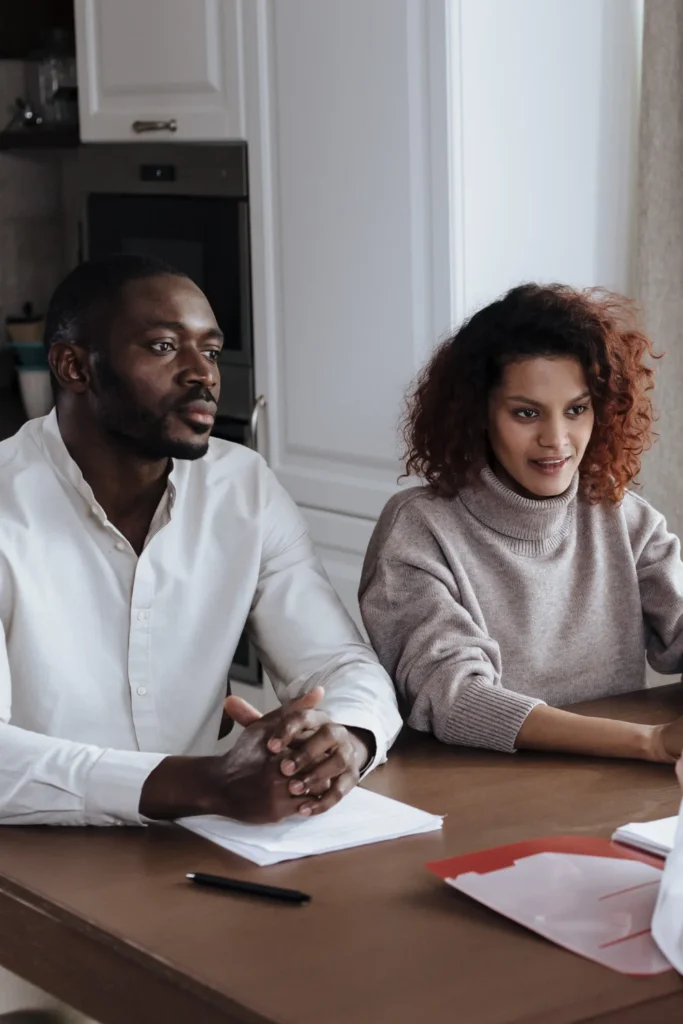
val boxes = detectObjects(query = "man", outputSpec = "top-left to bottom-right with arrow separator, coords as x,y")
0,254 -> 401,826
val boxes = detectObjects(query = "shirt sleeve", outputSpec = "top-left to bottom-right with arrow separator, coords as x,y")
652,798 -> 683,973
631,504 -> 683,674
246,466 -> 402,772
0,619 -> 165,826
359,499 -> 544,753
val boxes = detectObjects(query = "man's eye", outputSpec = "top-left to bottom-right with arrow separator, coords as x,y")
150,340 -> 175,353
205,349 -> 221,362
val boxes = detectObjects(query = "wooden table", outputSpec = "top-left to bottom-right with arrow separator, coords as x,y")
1,687 -> 682,1024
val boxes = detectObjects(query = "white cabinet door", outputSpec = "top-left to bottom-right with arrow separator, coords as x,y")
243,0 -> 452,520
300,506 -> 375,636
75,0 -> 246,142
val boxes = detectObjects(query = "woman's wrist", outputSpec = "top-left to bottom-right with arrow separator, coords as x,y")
646,724 -> 679,764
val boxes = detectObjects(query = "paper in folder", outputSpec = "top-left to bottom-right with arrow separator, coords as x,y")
427,835 -> 672,975
178,786 -> 443,866
611,816 -> 678,858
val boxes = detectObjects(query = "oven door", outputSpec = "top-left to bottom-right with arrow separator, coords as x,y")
212,416 -> 262,688
86,192 -> 254,419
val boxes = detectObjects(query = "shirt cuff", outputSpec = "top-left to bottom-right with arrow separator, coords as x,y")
440,677 -> 545,753
84,749 -> 167,826
318,700 -> 398,777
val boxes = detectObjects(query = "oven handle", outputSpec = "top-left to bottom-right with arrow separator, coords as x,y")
131,119 -> 178,134
249,395 -> 267,452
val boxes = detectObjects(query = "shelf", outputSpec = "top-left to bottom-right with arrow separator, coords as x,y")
0,126 -> 79,150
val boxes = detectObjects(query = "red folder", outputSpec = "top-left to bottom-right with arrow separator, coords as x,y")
426,835 -> 670,975
426,834 -> 664,881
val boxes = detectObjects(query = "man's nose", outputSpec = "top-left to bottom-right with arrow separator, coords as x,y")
177,349 -> 219,389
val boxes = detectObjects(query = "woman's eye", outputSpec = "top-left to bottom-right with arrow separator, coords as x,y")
568,405 -> 588,416
513,408 -> 538,420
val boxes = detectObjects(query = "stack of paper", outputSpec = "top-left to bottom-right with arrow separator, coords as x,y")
178,787 -> 442,866
612,816 -> 678,858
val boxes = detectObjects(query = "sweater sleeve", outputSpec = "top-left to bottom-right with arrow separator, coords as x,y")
628,496 -> 683,674
359,497 -> 544,752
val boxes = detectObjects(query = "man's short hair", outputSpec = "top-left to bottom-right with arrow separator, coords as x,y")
43,254 -> 189,353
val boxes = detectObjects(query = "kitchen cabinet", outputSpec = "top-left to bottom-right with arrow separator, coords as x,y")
74,0 -> 245,142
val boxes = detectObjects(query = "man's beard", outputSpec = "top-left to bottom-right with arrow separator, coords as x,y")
91,356 -> 214,461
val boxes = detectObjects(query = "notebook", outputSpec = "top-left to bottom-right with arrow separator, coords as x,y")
611,816 -> 678,858
178,787 -> 443,866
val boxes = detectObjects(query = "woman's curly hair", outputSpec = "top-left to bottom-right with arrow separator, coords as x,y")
403,283 -> 659,505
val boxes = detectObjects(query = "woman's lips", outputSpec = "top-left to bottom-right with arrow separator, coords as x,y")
529,457 -> 570,476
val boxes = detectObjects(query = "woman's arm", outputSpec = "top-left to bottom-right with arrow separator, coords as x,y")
360,497 -> 683,762
515,703 -> 678,761
628,497 -> 683,674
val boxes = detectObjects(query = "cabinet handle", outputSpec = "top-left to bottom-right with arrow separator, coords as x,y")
131,119 -> 178,134
249,395 -> 267,451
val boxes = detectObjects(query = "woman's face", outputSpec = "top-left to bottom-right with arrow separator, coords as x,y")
487,356 -> 595,499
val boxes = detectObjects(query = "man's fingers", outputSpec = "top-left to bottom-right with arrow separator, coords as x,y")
223,695 -> 263,728
279,724 -> 344,775
267,703 -> 326,755
290,775 -> 333,798
298,772 -> 356,816
287,749 -> 346,796
289,685 -> 325,712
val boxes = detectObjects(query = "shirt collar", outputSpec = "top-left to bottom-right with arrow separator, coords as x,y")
39,408 -> 177,523
459,464 -> 579,547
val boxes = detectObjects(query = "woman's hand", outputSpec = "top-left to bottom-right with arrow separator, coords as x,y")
676,757 -> 683,793
649,716 -> 683,763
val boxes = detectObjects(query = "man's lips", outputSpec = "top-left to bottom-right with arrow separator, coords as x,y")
175,400 -> 216,427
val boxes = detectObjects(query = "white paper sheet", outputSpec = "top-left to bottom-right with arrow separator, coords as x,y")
449,852 -> 670,974
178,787 -> 443,866
611,816 -> 678,857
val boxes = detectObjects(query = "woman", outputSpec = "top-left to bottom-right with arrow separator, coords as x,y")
652,759 -> 683,972
360,283 -> 683,761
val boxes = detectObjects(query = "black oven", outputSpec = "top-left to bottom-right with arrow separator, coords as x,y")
62,143 -> 262,687
62,142 -> 255,421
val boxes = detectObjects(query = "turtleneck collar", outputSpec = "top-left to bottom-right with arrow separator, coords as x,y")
458,465 -> 579,555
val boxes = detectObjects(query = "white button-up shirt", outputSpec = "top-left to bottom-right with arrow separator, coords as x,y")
652,799 -> 683,972
0,412 -> 401,826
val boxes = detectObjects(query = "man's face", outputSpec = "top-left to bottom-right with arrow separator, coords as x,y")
89,274 -> 222,460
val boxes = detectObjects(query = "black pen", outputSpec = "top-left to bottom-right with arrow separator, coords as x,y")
186,872 -> 311,904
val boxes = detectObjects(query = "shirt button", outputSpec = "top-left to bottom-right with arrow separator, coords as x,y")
115,541 -> 126,551
136,686 -> 147,696
136,610 -> 149,622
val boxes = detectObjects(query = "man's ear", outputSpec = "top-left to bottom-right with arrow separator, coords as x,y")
48,343 -> 91,394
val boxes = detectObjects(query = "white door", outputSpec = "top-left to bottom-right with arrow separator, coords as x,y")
75,0 -> 246,142
243,0 -> 453,521
301,508 -> 375,635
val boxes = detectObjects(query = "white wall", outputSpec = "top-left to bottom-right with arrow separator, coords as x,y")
449,0 -> 644,319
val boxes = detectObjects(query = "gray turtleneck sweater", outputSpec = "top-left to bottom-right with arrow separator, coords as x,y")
359,468 -> 683,751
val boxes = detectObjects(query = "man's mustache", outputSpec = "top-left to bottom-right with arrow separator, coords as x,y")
173,387 -> 217,411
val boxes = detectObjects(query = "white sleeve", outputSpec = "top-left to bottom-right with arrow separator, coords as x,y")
247,466 -> 402,772
0,621 -> 165,826
652,799 -> 683,973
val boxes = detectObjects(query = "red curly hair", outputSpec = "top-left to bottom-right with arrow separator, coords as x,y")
403,284 -> 659,504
